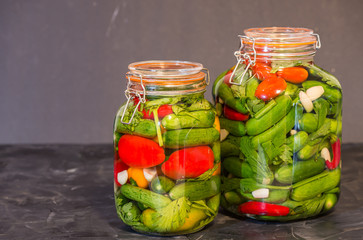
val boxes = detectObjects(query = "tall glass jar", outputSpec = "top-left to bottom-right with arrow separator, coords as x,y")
114,61 -> 220,235
213,27 -> 342,221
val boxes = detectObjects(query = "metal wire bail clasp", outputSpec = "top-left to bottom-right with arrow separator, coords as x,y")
120,72 -> 146,125
202,68 -> 210,85
312,33 -> 321,49
229,35 -> 256,86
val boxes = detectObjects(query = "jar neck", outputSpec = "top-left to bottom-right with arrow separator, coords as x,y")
238,27 -> 320,63
243,41 -> 316,62
125,61 -> 208,97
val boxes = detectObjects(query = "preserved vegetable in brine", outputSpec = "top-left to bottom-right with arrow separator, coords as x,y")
214,27 -> 342,221
114,61 -> 220,235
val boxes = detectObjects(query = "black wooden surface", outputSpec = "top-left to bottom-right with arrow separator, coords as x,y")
0,144 -> 362,239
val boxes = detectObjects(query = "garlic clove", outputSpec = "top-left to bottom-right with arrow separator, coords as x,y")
321,147 -> 331,162
143,168 -> 157,182
117,170 -> 128,185
252,188 -> 270,199
220,129 -> 229,141
290,129 -> 298,135
299,91 -> 314,112
306,86 -> 325,101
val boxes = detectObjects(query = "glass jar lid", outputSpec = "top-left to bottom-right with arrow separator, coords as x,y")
128,60 -> 203,77
244,27 -> 318,46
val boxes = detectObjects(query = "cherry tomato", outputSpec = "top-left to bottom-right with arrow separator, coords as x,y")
277,67 -> 309,84
223,67 -> 235,86
251,63 -> 275,81
255,76 -> 287,101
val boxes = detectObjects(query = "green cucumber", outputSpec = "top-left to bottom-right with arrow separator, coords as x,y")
161,110 -> 215,130
240,189 -> 289,204
240,178 -> 291,193
251,104 -> 303,148
299,114 -> 338,134
291,169 -> 341,201
275,157 -> 326,184
163,128 -> 219,149
286,131 -> 309,153
221,135 -> 241,158
221,177 -> 241,192
216,103 -> 223,116
220,118 -> 246,136
246,77 -> 260,99
302,80 -> 342,103
212,69 -> 229,101
298,113 -> 318,133
224,191 -> 245,205
218,83 -> 248,114
297,139 -> 329,160
151,176 -> 175,194
121,184 -> 172,209
222,157 -> 253,178
169,176 -> 221,201
324,193 -> 338,211
212,141 -> 221,163
246,95 -> 292,136
206,193 -> 220,212
221,141 -> 239,158
116,118 -> 157,138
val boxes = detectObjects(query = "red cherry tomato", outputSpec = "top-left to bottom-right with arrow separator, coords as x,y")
142,105 -> 173,120
161,146 -> 214,180
223,67 -> 235,86
255,76 -> 287,101
114,160 -> 129,186
276,67 -> 308,84
118,135 -> 165,168
251,63 -> 275,81
223,105 -> 249,121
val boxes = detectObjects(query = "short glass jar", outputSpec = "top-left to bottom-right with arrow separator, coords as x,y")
213,27 -> 342,221
114,61 -> 221,234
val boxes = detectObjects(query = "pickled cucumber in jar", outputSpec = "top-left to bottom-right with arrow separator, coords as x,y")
215,28 -> 342,221
113,61 -> 220,235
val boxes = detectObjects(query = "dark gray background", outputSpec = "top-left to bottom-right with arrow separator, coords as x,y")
1,0 -> 363,144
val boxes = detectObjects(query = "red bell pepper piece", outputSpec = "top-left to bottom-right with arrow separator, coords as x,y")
142,105 -> 173,120
326,139 -> 341,170
118,135 -> 165,168
238,201 -> 290,216
255,75 -> 287,101
133,98 -> 173,120
223,105 -> 249,121
161,146 -> 214,180
114,160 -> 129,186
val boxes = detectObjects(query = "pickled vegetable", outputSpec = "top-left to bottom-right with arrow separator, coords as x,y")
114,90 -> 220,234
216,59 -> 342,221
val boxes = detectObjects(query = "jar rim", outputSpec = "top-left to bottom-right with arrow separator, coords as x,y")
128,60 -> 203,77
243,27 -> 317,46
125,60 -> 208,95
